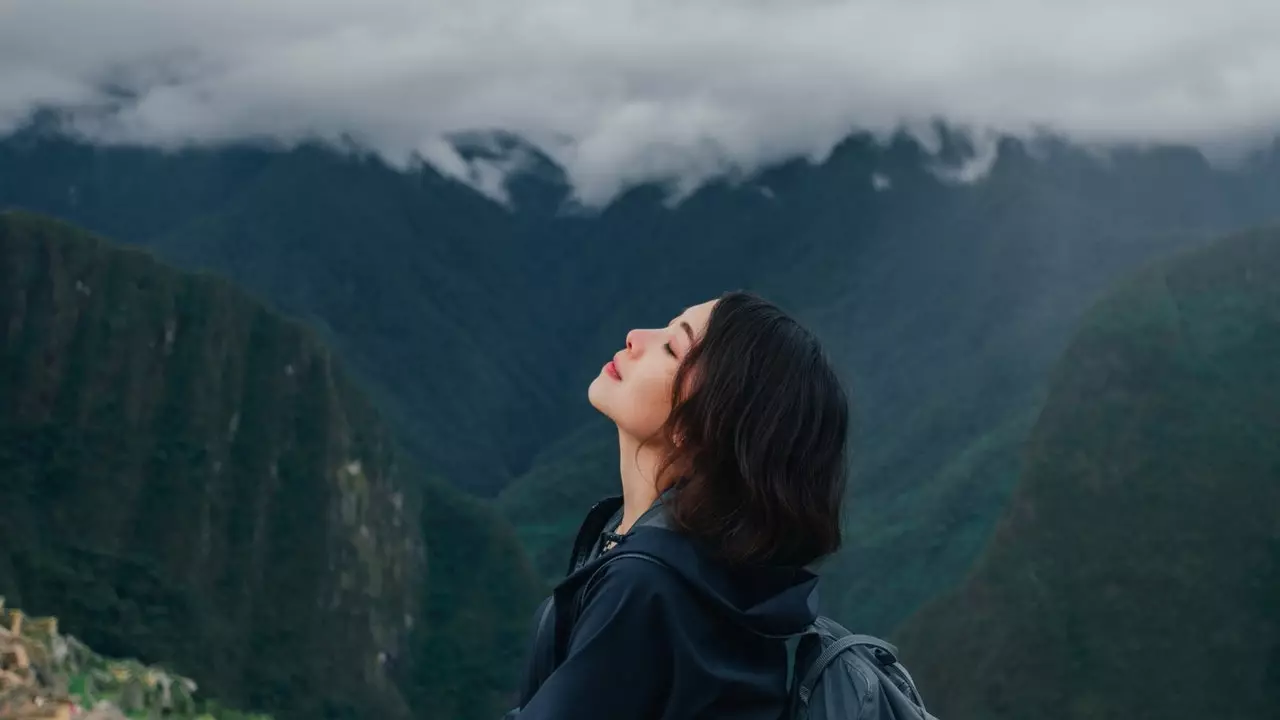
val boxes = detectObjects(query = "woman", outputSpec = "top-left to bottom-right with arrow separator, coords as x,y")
506,290 -> 850,719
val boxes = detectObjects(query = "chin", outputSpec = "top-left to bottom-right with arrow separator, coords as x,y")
589,377 -> 633,435
587,374 -> 612,415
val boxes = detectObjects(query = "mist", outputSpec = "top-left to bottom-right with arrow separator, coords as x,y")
4,0 -> 1280,204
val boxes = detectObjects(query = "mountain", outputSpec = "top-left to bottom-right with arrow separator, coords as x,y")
499,132 -> 1280,634
0,211 -> 543,720
893,227 -> 1280,719
6,126 -> 1280,638
0,130 -> 572,498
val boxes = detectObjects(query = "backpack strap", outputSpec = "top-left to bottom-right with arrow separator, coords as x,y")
796,634 -> 904,702
796,630 -> 929,714
521,597 -> 558,701
844,635 -> 929,711
797,632 -> 863,703
846,634 -> 899,659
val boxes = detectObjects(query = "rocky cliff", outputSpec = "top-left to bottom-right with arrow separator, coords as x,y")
0,211 -> 424,718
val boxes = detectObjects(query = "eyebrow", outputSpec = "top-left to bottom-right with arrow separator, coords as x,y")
679,320 -> 696,344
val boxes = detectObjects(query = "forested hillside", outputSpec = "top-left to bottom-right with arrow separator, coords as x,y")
895,226 -> 1280,719
0,211 -> 543,720
6,125 -> 1280,636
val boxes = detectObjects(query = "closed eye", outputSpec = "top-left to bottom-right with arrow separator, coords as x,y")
665,342 -> 677,358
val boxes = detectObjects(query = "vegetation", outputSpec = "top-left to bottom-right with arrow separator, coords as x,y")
6,125 -> 1280,713
0,133 -> 568,498
1,596 -> 272,719
497,132 -> 1280,633
0,212 -> 542,720
894,226 -> 1280,719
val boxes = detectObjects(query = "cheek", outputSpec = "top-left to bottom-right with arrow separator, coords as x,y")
589,363 -> 677,438
636,372 -> 673,412
623,370 -> 674,432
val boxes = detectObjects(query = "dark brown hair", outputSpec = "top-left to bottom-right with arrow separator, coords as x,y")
653,290 -> 850,568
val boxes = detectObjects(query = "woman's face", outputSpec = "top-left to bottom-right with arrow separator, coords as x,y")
588,299 -> 716,442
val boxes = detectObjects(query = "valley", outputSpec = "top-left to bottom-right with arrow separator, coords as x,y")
2,125 -> 1278,717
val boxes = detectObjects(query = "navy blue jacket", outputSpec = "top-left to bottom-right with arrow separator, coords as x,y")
505,495 -> 820,719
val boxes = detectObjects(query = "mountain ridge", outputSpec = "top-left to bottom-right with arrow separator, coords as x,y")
0,210 -> 544,720
7,125 -> 1280,637
893,225 -> 1280,719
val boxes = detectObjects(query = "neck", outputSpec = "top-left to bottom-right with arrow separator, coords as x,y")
615,430 -> 666,534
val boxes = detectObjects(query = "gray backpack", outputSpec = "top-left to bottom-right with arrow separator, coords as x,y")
788,615 -> 938,720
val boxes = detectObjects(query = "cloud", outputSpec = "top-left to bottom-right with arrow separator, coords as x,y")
4,0 -> 1280,205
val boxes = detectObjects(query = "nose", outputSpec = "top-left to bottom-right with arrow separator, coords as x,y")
625,328 -> 650,355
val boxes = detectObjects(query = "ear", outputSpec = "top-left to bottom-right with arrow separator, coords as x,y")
671,426 -> 688,448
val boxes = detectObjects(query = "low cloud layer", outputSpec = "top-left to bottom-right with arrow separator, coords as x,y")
4,0 -> 1280,204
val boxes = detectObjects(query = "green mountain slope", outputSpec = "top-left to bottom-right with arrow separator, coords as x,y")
893,227 -> 1280,719
0,211 -> 542,720
0,135 -> 567,498
8,128 -> 1280,637
500,135 -> 1280,629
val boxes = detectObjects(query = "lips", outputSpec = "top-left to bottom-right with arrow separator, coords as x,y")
605,358 -> 622,381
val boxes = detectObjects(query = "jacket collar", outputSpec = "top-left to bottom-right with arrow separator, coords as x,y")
565,495 -> 623,577
563,486 -> 681,576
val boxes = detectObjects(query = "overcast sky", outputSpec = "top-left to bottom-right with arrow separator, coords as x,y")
3,0 -> 1280,204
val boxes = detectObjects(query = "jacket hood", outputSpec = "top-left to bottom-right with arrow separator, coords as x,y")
618,525 -> 820,638
559,494 -> 820,639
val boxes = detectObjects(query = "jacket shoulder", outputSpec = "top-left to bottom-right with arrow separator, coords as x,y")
581,550 -> 691,605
